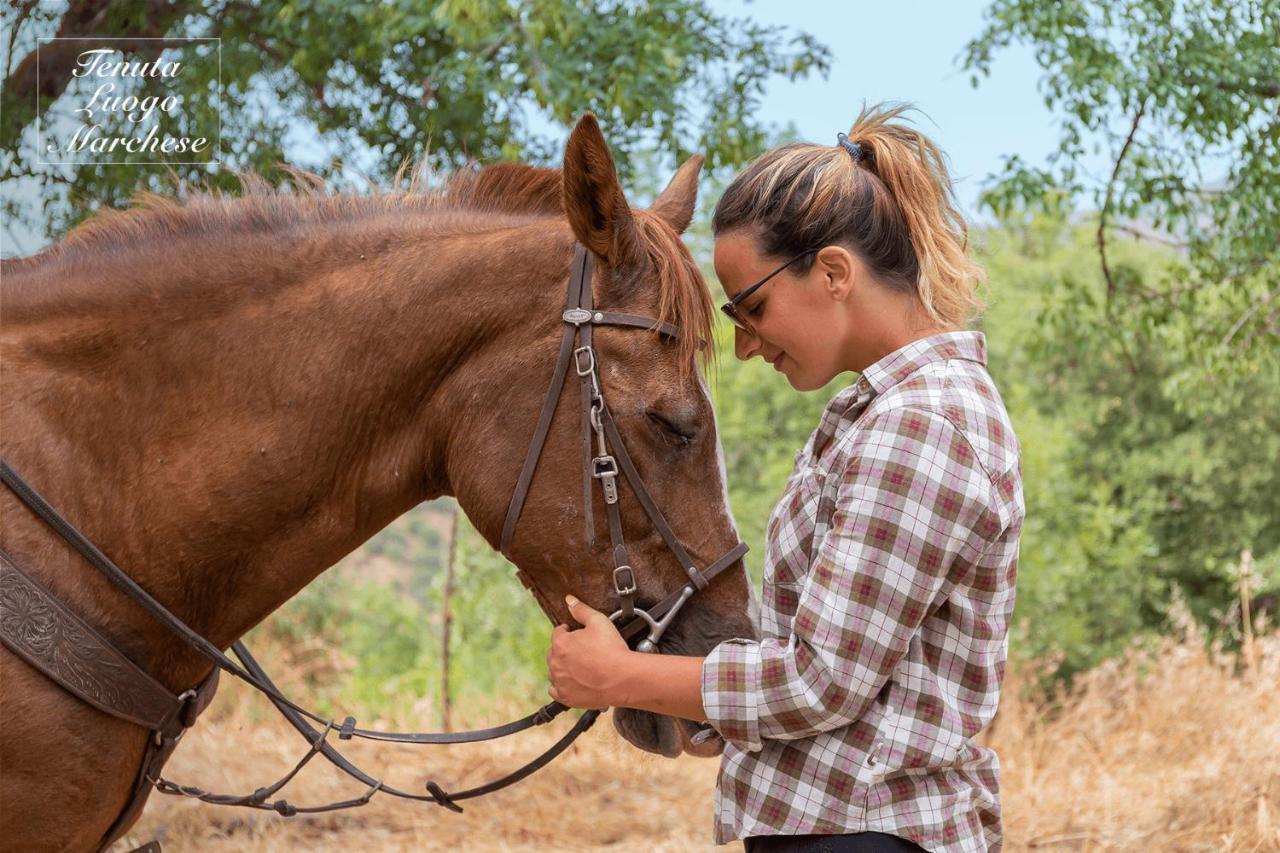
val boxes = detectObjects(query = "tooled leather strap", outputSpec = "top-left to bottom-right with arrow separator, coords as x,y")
0,549 -> 184,733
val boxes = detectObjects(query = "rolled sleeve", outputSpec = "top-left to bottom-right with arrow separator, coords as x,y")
701,638 -> 764,751
701,407 -> 1003,750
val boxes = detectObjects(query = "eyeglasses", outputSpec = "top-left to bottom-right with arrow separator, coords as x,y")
719,249 -> 818,334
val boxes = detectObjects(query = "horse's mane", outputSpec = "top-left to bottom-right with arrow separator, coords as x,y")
16,160 -> 714,373
57,160 -> 565,254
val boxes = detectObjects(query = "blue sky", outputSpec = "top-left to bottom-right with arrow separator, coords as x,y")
707,0 -> 1093,221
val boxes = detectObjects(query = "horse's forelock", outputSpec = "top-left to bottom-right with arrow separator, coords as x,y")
631,209 -> 715,383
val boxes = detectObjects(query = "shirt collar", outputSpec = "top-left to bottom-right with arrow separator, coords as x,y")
807,331 -> 987,463
859,330 -> 987,396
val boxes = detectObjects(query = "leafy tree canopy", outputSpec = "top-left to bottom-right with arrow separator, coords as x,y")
962,0 -> 1279,406
2,0 -> 828,240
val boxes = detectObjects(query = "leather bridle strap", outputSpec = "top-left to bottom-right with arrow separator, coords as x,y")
148,641 -> 601,816
499,244 -> 748,626
597,403 -> 705,589
0,455 -> 599,815
499,245 -> 683,555
499,247 -> 591,553
615,539 -> 749,643
0,457 -> 574,746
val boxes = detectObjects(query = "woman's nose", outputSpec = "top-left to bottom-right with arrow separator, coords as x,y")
733,325 -> 760,362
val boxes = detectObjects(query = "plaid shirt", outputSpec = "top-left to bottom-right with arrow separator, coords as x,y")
701,331 -> 1023,852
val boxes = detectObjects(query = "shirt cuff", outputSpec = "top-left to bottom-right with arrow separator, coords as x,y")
700,638 -> 764,753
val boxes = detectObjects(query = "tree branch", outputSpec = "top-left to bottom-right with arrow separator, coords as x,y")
1,0 -> 189,152
1106,221 -> 1189,249
1099,99 -> 1147,309
1098,100 -> 1147,377
1221,285 -> 1280,350
1215,79 -> 1279,98
4,1 -> 40,81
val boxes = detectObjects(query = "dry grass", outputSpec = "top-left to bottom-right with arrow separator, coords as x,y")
117,627 -> 1279,852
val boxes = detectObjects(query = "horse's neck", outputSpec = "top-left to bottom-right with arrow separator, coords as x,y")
4,217 -> 567,686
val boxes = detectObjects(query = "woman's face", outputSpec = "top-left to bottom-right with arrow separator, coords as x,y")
713,230 -> 852,391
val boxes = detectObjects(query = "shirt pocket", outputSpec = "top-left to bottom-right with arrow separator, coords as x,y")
764,463 -> 828,592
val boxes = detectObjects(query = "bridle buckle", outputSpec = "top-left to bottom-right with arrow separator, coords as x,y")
612,565 -> 637,597
573,346 -> 596,377
592,455 -> 619,504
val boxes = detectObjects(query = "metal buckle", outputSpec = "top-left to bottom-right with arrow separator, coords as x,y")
593,455 -> 619,503
613,565 -> 637,597
562,308 -> 592,325
573,346 -> 595,376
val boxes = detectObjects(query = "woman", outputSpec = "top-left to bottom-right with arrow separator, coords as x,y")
548,103 -> 1023,853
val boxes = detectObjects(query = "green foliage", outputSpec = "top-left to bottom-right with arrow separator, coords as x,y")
978,209 -> 1280,679
962,0 -> 1279,397
2,0 -> 828,239
258,500 -> 552,719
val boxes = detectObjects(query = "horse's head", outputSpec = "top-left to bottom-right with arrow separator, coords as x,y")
450,114 -> 757,757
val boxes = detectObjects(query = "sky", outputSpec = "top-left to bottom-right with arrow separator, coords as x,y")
706,0 -> 1097,221
3,0 -> 1096,253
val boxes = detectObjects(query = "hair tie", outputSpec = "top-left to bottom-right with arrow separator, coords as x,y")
836,132 -> 864,162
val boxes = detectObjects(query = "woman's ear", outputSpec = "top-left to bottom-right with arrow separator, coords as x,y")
816,245 -> 858,302
562,113 -> 643,267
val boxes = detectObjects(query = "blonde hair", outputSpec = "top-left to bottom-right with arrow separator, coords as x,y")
712,102 -> 985,329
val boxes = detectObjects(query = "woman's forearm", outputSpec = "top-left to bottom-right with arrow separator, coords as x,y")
613,652 -> 708,722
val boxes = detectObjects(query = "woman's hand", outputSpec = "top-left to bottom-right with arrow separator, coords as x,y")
547,595 -> 632,710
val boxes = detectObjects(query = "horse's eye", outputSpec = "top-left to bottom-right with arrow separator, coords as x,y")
647,412 -> 694,446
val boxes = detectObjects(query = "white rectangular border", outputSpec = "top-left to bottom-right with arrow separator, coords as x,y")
36,36 -> 222,166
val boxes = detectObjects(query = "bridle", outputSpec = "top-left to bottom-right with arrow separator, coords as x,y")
0,240 -> 748,841
501,242 -> 749,652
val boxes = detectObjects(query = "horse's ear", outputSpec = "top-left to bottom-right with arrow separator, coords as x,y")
650,154 -> 703,234
562,113 -> 642,267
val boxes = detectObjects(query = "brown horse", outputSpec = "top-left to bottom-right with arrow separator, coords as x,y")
0,114 -> 755,851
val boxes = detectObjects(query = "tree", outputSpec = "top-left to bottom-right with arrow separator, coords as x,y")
962,0 -> 1279,405
1,0 -> 828,243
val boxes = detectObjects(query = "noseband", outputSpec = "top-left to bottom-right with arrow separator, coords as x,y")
500,243 -> 748,652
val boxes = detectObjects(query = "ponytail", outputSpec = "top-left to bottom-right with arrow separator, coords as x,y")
712,102 -> 984,329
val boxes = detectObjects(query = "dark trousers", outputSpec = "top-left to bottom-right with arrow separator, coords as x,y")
744,830 -> 927,853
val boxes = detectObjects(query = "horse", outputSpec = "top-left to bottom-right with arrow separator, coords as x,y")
0,113 -> 755,851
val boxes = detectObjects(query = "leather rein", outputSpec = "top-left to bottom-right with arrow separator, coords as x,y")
0,240 -> 747,843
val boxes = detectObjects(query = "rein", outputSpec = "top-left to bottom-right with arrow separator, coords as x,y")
0,240 -> 747,841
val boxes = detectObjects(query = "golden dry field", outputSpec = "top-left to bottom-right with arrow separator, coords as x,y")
118,627 -> 1279,852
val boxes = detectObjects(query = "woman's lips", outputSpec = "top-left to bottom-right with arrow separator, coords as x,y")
770,353 -> 785,370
